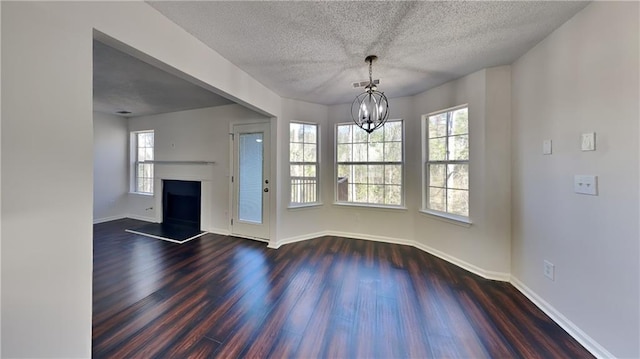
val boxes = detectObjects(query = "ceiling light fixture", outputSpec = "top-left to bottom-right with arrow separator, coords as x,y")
351,55 -> 389,134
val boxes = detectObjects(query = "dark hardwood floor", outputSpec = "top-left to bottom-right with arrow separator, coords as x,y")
93,219 -> 593,358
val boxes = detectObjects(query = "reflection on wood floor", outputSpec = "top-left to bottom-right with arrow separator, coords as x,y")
93,218 -> 593,358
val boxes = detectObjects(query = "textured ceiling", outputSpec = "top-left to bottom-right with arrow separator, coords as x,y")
148,1 -> 589,105
93,40 -> 233,117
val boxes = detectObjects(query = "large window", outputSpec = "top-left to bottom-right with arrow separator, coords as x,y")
290,122 -> 318,205
424,106 -> 469,218
336,120 -> 403,206
133,130 -> 154,194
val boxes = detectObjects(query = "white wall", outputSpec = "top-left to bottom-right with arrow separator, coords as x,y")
511,2 -> 639,358
128,104 -> 269,233
93,112 -> 129,223
1,2 -> 279,357
273,98 -> 330,244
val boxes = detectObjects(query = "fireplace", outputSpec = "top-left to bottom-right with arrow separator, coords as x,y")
162,180 -> 201,228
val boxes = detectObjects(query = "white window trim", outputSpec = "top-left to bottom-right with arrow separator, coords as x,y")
131,130 -> 154,195
422,104 -> 470,222
289,121 -> 321,206
334,119 -> 405,209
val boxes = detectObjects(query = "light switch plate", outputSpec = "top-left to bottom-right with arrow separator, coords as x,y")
574,175 -> 598,195
543,139 -> 552,155
581,132 -> 596,151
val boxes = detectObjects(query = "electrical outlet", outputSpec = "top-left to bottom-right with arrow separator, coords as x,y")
544,260 -> 555,281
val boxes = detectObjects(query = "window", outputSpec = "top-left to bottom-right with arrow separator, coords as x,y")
424,106 -> 469,218
289,122 -> 318,205
336,120 -> 403,206
133,130 -> 154,194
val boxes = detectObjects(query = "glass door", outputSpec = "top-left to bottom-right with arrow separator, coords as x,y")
231,122 -> 270,240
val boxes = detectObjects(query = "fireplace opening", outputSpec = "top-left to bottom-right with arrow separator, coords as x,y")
163,180 -> 201,228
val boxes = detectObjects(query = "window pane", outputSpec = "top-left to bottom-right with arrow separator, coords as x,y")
353,165 -> 367,183
385,185 -> 401,205
368,165 -> 384,184
238,132 -> 263,223
429,113 -> 447,138
145,133 -> 154,147
338,164 -> 350,179
384,142 -> 402,162
290,143 -> 303,162
447,164 -> 468,190
303,165 -> 316,177
450,135 -> 469,161
384,165 -> 402,185
353,143 -> 368,162
451,108 -> 468,135
146,148 -> 154,161
337,144 -> 352,162
303,124 -> 317,143
138,148 -> 145,161
368,128 -> 383,143
353,127 -> 368,143
290,164 -> 303,177
429,164 -> 446,188
368,142 -> 383,162
384,121 -> 402,142
429,138 -> 446,161
429,187 -> 446,212
447,189 -> 469,216
337,125 -> 352,144
137,164 -> 144,177
353,184 -> 368,202
303,144 -> 317,162
290,123 -> 303,143
337,175 -> 349,202
368,185 -> 384,204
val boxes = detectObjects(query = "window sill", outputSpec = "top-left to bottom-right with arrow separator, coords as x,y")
129,191 -> 154,197
419,209 -> 472,227
288,203 -> 323,210
333,202 -> 408,211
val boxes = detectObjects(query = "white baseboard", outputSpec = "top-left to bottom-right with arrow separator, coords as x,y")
206,227 -> 231,236
127,214 -> 156,223
412,241 -> 511,281
273,230 -> 510,282
269,231 -> 330,249
510,276 -> 613,359
93,215 -> 126,224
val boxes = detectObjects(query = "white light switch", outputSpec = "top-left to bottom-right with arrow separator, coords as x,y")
574,175 -> 598,195
543,139 -> 552,155
581,132 -> 596,151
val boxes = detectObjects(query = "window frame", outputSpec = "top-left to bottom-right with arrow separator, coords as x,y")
289,121 -> 321,208
421,105 -> 471,224
334,119 -> 405,209
131,130 -> 154,195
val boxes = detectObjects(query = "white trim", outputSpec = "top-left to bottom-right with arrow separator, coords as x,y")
510,276 -> 614,359
268,231 -> 330,249
125,229 -> 206,244
287,203 -> 324,210
419,209 -> 472,227
412,240 -> 509,281
93,215 -> 126,224
271,230 -> 509,282
207,227 -> 231,236
127,214 -> 157,223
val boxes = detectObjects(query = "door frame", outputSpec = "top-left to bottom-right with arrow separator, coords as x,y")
228,120 -> 272,242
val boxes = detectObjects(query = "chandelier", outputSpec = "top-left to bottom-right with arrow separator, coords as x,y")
351,55 -> 389,133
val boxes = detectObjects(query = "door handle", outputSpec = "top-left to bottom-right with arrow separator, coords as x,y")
264,188 -> 269,192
